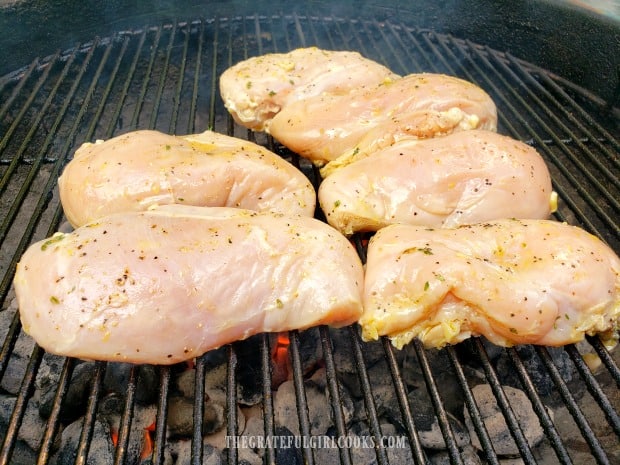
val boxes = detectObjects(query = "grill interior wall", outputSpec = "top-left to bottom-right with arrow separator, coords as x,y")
0,14 -> 618,465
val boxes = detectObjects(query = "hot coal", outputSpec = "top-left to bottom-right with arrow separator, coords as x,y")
273,426 -> 304,465
494,345 -> 577,399
464,384 -> 547,455
407,388 -> 470,450
50,417 -> 114,465
167,440 -> 223,465
103,364 -> 159,405
0,394 -> 45,453
428,445 -> 483,465
166,396 -> 225,437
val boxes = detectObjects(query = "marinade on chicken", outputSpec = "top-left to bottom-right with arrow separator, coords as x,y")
269,73 -> 497,166
14,205 -> 364,364
318,130 -> 556,235
219,47 -> 398,131
361,219 -> 620,349
58,129 -> 316,227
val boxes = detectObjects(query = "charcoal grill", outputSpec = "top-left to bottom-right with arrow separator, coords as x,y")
0,9 -> 619,465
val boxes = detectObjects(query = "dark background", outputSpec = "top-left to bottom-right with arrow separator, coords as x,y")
0,0 -> 618,103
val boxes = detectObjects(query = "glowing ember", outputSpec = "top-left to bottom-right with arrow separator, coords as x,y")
140,427 -> 154,461
110,428 -> 119,448
272,332 -> 291,387
110,421 -> 156,461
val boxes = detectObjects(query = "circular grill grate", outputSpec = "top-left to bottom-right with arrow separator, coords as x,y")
0,14 -> 618,465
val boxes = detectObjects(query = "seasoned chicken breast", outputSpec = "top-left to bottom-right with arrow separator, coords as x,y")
58,130 -> 316,227
14,205 -> 364,364
361,219 -> 620,349
219,47 -> 398,131
318,130 -> 556,235
269,73 -> 497,166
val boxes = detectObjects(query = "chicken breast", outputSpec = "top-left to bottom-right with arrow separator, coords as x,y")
269,73 -> 497,166
219,47 -> 398,131
58,129 -> 316,228
361,219 -> 620,349
318,130 -> 556,235
14,205 -> 364,364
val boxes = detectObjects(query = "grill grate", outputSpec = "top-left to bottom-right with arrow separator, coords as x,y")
0,13 -> 618,465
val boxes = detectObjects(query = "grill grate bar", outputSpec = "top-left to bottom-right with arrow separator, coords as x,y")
36,357 -> 76,465
438,34 -> 615,238
536,346 -> 612,465
311,17 -> 337,51
85,36 -> 131,140
75,361 -> 106,465
292,13 -> 308,49
414,340 -> 465,465
0,345 -> 43,465
169,23 -> 191,135
358,21 -> 394,72
461,38 -> 619,237
587,336 -> 620,386
260,334 -> 277,465
151,366 -> 171,465
447,346 -> 502,465
320,326 -> 354,465
104,30 -> 147,139
113,365 -> 138,465
371,21 -> 408,75
304,15 -> 323,50
0,58 -> 39,123
388,22 -> 446,74
188,19 -> 205,134
226,346 -> 239,465
129,27 -> 162,129
192,354 -> 208,464
504,53 -> 620,173
0,55 -> 56,158
564,344 -> 620,437
0,54 -> 62,169
471,339 -> 538,463
518,56 -> 620,157
149,23 -> 177,131
289,330 -> 315,465
349,326 -> 390,465
0,199 -> 66,465
253,15 -> 265,55
382,338 -> 430,465
0,312 -> 22,384
480,45 -> 620,204
506,348 -> 574,465
0,52 -> 63,240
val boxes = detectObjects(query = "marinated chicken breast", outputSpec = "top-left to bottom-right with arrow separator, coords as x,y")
361,219 -> 620,349
58,129 -> 316,228
269,73 -> 497,166
219,47 -> 398,131
319,130 -> 556,235
14,205 -> 364,364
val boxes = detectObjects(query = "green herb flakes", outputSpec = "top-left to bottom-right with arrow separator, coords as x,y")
41,233 -> 65,251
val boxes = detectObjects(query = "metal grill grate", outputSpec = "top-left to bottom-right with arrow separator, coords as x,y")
0,14 -> 618,465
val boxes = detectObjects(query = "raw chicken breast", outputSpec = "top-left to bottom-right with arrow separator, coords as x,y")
219,47 -> 398,131
58,129 -> 316,227
269,73 -> 497,166
14,205 -> 364,364
319,130 -> 556,235
361,219 -> 620,349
